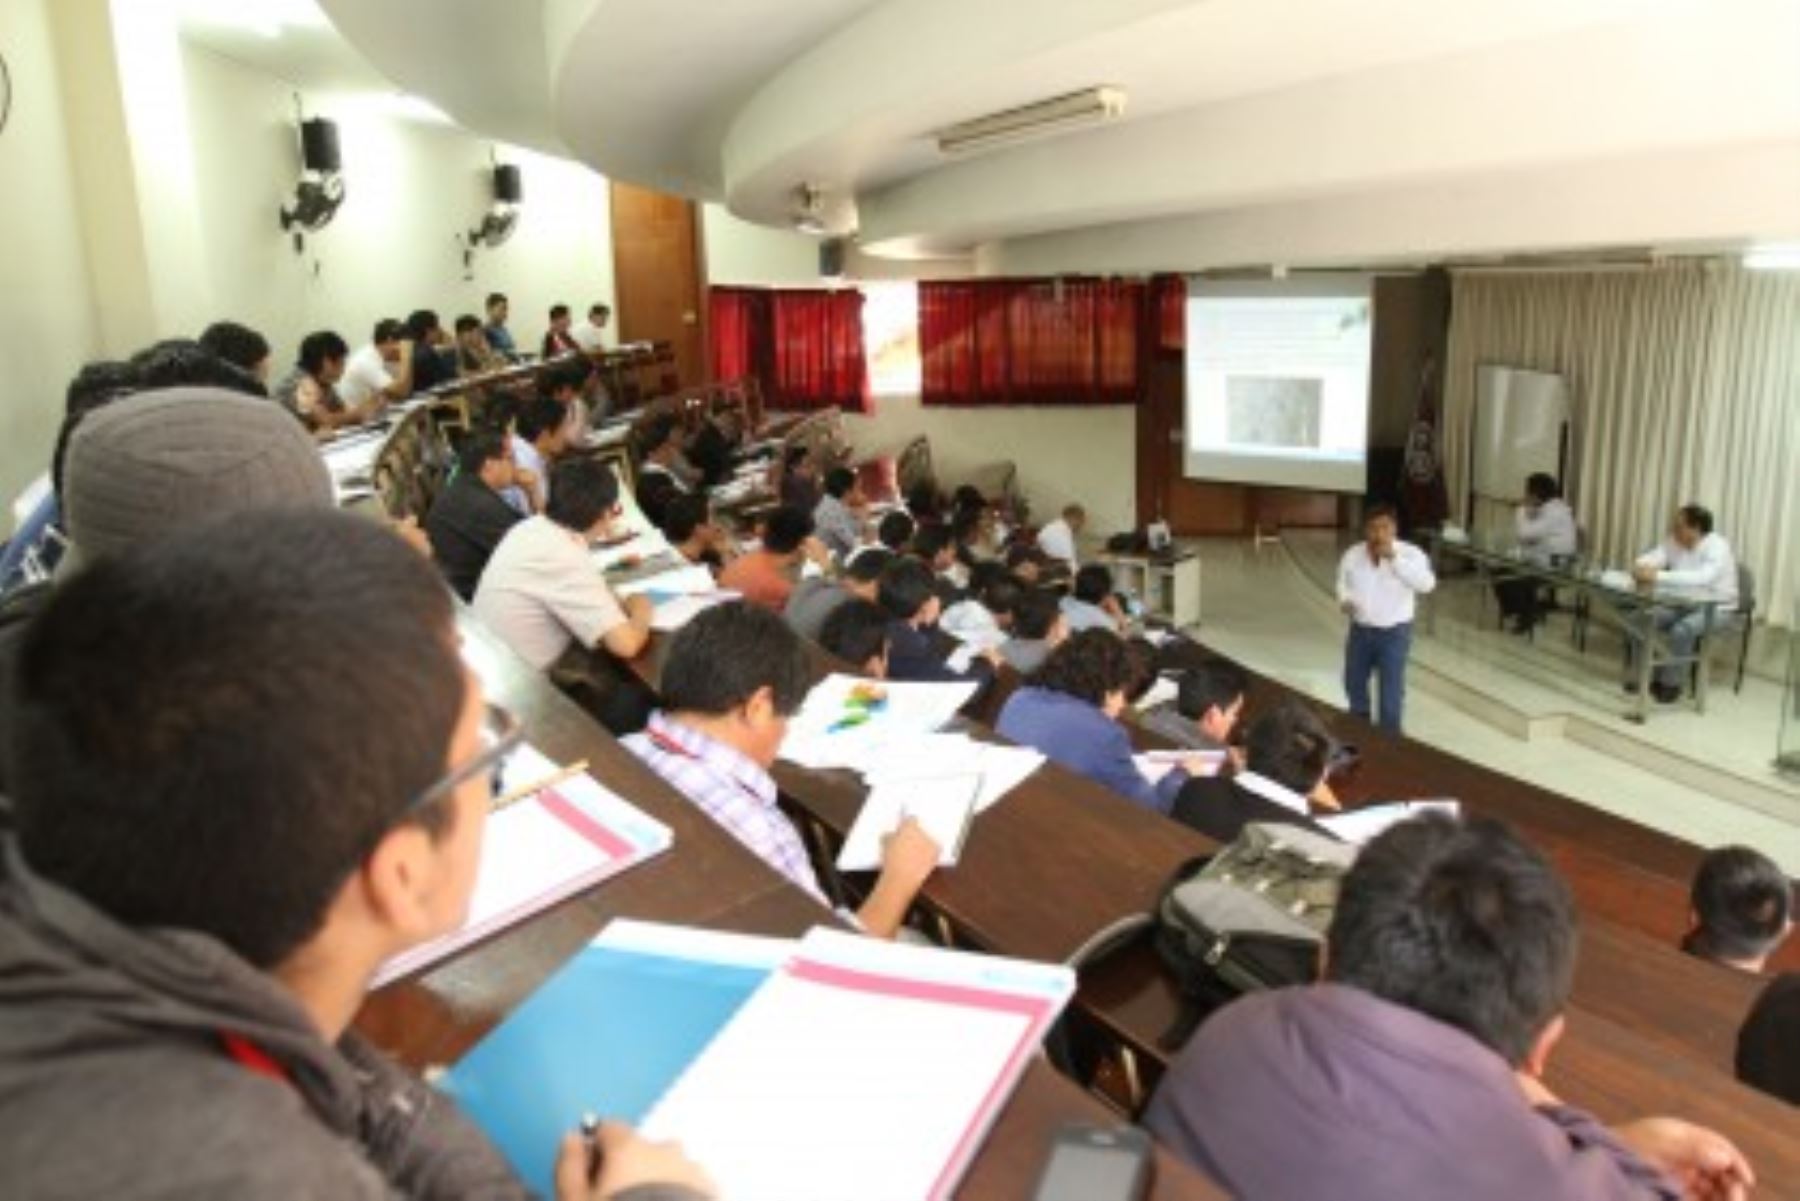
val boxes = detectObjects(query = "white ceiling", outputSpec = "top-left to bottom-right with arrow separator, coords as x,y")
244,0 -> 1800,261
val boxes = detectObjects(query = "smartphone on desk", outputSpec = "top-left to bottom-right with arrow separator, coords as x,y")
1032,1123 -> 1153,1201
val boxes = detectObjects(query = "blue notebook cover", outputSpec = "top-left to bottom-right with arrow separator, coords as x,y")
439,922 -> 789,1197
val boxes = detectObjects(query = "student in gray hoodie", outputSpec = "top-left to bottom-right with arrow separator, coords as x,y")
1146,813 -> 1754,1201
0,509 -> 711,1201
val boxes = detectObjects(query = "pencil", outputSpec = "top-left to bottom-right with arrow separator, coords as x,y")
492,759 -> 590,811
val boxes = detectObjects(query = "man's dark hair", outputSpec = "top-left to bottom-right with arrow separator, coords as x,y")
661,601 -> 812,717
911,525 -> 952,563
456,427 -> 509,477
130,339 -> 265,398
1678,503 -> 1714,536
198,322 -> 270,374
544,458 -> 618,532
823,466 -> 857,499
762,505 -> 813,555
1364,501 -> 1399,525
637,413 -> 682,461
784,445 -> 810,471
1242,699 -> 1333,795
589,303 -> 611,319
966,560 -> 1008,596
661,492 -> 712,544
1073,563 -> 1113,604
1525,473 -> 1561,503
844,547 -> 894,584
906,483 -> 940,518
454,313 -> 482,335
819,599 -> 891,670
539,358 -> 592,397
878,557 -> 939,621
549,303 -> 570,321
405,309 -> 442,342
877,510 -> 916,551
372,318 -> 405,346
1328,813 -> 1578,1066
1123,637 -> 1160,703
1176,660 -> 1249,722
299,330 -> 349,375
981,574 -> 1024,619
1012,588 -> 1062,640
1036,629 -> 1136,707
1685,846 -> 1793,964
486,292 -> 508,312
516,396 -> 568,443
1006,543 -> 1047,571
8,508 -> 463,970
51,361 -> 139,497
952,484 -> 985,514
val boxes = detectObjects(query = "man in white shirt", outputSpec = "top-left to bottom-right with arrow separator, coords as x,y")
1337,503 -> 1437,733
1496,473 -> 1579,634
1629,503 -> 1738,703
336,319 -> 413,412
573,302 -> 612,352
1036,503 -> 1086,570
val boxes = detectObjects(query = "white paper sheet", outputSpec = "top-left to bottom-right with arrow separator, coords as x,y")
836,774 -> 982,871
1318,799 -> 1460,845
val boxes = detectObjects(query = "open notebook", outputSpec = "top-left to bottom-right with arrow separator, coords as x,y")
371,745 -> 672,988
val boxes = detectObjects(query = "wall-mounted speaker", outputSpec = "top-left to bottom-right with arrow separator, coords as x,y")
300,118 -> 341,175
493,164 -> 523,204
819,237 -> 847,279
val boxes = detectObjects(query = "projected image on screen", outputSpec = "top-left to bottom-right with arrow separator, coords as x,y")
1225,377 -> 1323,451
1183,278 -> 1374,492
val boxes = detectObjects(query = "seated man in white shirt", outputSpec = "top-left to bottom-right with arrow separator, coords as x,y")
472,457 -> 655,732
336,318 -> 413,414
1496,473 -> 1579,634
573,302 -> 612,352
1036,503 -> 1085,570
1061,564 -> 1127,635
1629,503 -> 1738,704
1337,503 -> 1436,733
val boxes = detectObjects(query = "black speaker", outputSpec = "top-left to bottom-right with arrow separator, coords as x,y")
493,164 -> 523,204
299,118 -> 340,175
819,237 -> 846,278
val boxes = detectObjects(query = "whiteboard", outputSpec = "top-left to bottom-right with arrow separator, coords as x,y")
1471,365 -> 1570,503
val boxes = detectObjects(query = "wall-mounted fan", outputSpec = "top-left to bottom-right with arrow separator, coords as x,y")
279,116 -> 345,251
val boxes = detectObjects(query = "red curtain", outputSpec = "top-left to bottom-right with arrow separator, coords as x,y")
919,277 -> 1147,407
707,286 -> 867,413
1152,273 -> 1185,351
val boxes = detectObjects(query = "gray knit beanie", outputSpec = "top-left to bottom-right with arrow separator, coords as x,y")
62,387 -> 333,563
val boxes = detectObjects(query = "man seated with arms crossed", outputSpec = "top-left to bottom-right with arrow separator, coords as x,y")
425,428 -> 527,602
817,598 -> 892,679
784,547 -> 891,641
1629,503 -> 1739,705
338,318 -> 415,415
718,505 -> 829,613
1497,472 -> 1578,634
473,459 -> 655,734
0,509 -> 711,1201
1140,660 -> 1248,755
625,603 -> 938,938
1170,699 -> 1340,844
1146,813 -> 1754,1201
274,330 -> 376,434
1681,846 -> 1793,975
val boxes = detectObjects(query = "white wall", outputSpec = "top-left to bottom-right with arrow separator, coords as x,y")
0,0 -> 99,511
701,204 -> 1139,532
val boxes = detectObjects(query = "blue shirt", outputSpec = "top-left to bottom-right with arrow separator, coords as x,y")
997,686 -> 1186,814
0,493 -> 62,593
484,322 -> 518,359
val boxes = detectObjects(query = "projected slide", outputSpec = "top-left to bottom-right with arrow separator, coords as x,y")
1184,278 -> 1374,492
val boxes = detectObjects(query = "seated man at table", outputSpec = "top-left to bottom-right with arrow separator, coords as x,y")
940,563 -> 1021,651
1629,503 -> 1739,705
878,558 -> 999,685
404,309 -> 457,393
574,302 -> 612,352
483,291 -> 519,360
1496,472 -> 1578,634
1140,660 -> 1248,754
455,313 -> 506,376
473,458 -> 655,733
998,587 -> 1069,676
662,493 -> 737,576
718,505 -> 822,613
273,330 -> 372,433
1680,845 -> 1793,974
785,548 -> 890,641
506,395 -> 570,514
811,467 -> 865,562
910,524 -> 966,594
778,446 -> 821,514
1035,503 -> 1085,570
1737,972 -> 1800,1105
1061,564 -> 1125,635
998,630 -> 1207,814
818,598 -> 892,679
1170,700 -> 1339,844
542,303 -> 580,359
338,318 -> 414,414
0,508 -> 713,1201
634,414 -> 691,529
624,602 -> 938,939
425,429 -> 527,601
874,509 -> 915,554
198,320 -> 273,386
1146,813 -> 1753,1201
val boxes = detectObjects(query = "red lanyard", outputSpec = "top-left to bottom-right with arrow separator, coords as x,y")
647,726 -> 770,807
219,1031 -> 292,1086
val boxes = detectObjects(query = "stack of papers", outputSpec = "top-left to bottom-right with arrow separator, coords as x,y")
1318,799 -> 1460,845
836,773 -> 982,871
611,562 -> 721,600
371,745 -> 672,987
1134,748 -> 1227,785
1137,675 -> 1179,710
648,591 -> 741,632
779,675 -> 979,772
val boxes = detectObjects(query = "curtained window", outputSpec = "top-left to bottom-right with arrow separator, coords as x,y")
1152,273 -> 1186,351
707,286 -> 868,413
919,277 -> 1148,407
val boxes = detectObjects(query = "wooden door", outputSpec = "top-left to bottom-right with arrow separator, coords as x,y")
609,182 -> 705,388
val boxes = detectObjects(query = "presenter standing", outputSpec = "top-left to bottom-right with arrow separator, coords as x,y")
1337,503 -> 1436,733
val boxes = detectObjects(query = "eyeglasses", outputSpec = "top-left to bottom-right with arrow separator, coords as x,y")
401,703 -> 525,818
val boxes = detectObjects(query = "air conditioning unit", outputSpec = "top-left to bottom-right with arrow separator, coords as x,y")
936,86 -> 1127,156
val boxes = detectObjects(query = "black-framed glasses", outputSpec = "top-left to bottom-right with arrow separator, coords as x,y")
401,703 -> 525,817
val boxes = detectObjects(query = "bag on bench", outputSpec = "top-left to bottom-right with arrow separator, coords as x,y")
1153,821 -> 1357,1049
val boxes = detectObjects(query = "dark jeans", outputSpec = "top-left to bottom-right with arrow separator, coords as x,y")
1493,574 -> 1541,624
1345,622 -> 1413,733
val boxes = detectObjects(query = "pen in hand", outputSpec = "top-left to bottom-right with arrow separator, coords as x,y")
581,1112 -> 602,1183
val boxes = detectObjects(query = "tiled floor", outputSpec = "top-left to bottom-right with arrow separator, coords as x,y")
1176,534 -> 1800,873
